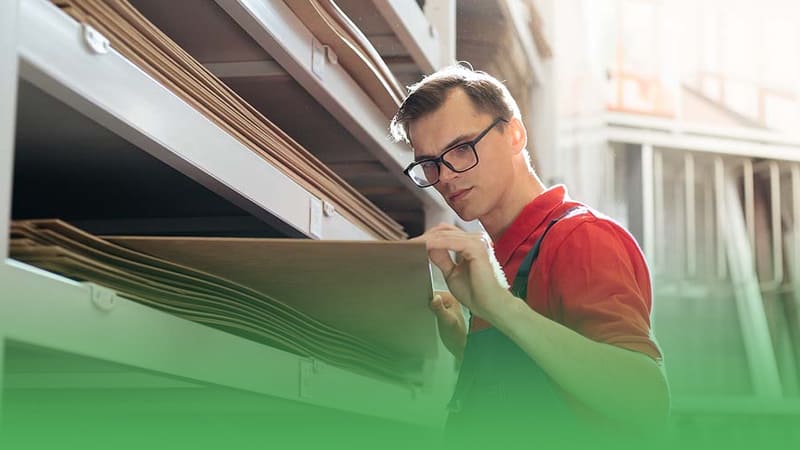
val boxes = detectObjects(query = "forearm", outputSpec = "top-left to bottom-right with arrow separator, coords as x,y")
486,293 -> 670,427
445,329 -> 466,363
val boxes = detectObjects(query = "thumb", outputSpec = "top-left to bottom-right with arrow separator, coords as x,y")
430,295 -> 454,319
431,294 -> 461,327
430,294 -> 444,312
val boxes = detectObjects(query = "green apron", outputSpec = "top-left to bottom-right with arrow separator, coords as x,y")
444,207 -> 584,445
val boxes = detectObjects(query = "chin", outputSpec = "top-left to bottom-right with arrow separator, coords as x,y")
445,190 -> 482,221
452,206 -> 479,222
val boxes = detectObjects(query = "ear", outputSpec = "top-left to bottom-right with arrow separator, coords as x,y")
507,117 -> 527,155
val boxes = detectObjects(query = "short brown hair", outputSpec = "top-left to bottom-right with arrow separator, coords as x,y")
389,64 -> 521,145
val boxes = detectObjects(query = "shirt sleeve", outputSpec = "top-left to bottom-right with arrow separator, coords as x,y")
547,218 -> 663,361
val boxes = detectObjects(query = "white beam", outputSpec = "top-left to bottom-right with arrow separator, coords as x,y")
605,111 -> 800,147
721,177 -> 783,398
606,127 -> 800,162
214,0 -> 448,213
423,0 -> 456,67
498,0 -> 545,86
424,201 -> 456,230
0,260 -> 435,423
17,0 -> 372,240
641,144 -> 655,263
561,113 -> 800,149
0,0 -> 19,260
372,0 -> 441,73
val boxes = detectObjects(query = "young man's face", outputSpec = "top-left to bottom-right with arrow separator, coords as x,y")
408,89 -> 515,221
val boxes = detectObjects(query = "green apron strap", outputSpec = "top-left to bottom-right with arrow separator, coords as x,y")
510,206 -> 585,299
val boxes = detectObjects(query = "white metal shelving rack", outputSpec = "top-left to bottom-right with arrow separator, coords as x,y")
214,0 -> 450,214
0,0 -> 458,432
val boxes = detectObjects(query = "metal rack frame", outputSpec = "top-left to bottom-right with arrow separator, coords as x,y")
215,0 -> 449,213
1,0 -> 459,428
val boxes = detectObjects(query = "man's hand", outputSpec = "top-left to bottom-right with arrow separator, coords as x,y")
416,224 -> 509,321
430,291 -> 466,361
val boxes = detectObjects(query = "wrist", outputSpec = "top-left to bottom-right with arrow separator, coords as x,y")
479,289 -> 519,329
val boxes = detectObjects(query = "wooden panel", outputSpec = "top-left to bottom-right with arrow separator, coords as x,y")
52,0 -> 405,239
106,235 -> 438,359
10,220 -> 432,382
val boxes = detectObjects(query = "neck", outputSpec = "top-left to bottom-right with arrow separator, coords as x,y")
480,169 -> 545,241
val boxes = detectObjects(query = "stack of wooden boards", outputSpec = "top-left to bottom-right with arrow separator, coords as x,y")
52,0 -> 406,240
11,220 -> 438,382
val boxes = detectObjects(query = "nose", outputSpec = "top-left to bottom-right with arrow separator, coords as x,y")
438,162 -> 460,184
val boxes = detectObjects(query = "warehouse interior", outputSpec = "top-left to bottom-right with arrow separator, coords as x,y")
2,0 -> 800,448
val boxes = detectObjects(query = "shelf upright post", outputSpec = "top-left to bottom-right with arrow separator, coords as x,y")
0,0 -> 19,261
423,0 -> 456,68
0,0 -> 20,425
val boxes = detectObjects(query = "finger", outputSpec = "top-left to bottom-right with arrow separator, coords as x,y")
409,226 -> 445,242
431,222 -> 459,231
434,291 -> 460,308
433,291 -> 449,307
430,295 -> 455,319
408,234 -> 426,243
430,294 -> 445,311
409,226 -> 464,242
426,229 -> 485,243
443,298 -> 458,312
428,247 -> 456,276
431,304 -> 459,329
426,234 -> 487,263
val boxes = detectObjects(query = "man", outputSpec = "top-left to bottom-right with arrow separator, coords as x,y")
390,65 -> 669,442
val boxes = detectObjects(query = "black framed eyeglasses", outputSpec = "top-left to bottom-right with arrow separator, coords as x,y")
403,117 -> 508,188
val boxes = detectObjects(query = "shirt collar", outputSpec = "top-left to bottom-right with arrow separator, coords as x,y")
494,184 -> 568,267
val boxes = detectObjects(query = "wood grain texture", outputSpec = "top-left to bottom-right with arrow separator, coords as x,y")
11,220 -> 432,383
107,235 -> 437,359
52,0 -> 405,239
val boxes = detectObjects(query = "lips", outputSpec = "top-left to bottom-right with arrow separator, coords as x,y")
448,188 -> 472,203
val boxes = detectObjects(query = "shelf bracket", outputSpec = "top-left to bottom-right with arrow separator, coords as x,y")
311,38 -> 338,79
309,197 -> 323,238
83,282 -> 118,312
81,24 -> 110,54
299,358 -> 320,399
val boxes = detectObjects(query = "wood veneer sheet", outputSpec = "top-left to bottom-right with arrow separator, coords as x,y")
106,235 -> 438,359
11,220 -> 431,383
52,0 -> 405,240
284,0 -> 405,119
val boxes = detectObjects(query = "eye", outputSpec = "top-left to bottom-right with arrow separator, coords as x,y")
419,160 -> 436,168
451,143 -> 472,154
420,161 -> 439,177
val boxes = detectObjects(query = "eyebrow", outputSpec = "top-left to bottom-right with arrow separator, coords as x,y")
413,132 -> 474,162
